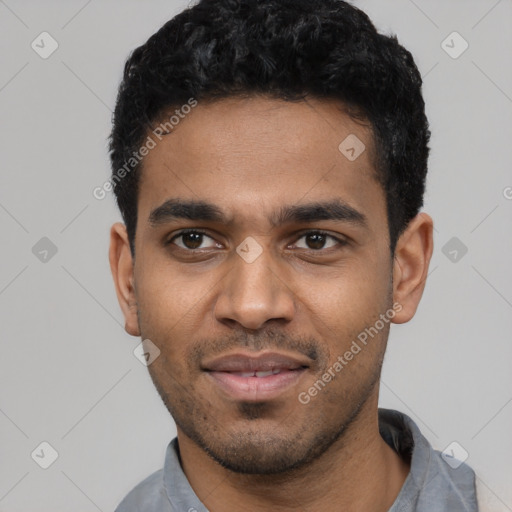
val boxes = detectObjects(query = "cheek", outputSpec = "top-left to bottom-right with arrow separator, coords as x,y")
137,247 -> 212,311
134,262 -> 210,357
293,253 -> 392,360
298,251 -> 391,319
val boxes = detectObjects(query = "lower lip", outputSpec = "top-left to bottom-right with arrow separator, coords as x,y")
207,369 -> 307,401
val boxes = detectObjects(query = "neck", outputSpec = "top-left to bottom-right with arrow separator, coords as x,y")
177,395 -> 410,512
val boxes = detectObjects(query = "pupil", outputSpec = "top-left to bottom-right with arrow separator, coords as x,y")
184,232 -> 202,249
307,233 -> 325,250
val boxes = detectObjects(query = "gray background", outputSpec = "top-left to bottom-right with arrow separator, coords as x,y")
0,0 -> 511,510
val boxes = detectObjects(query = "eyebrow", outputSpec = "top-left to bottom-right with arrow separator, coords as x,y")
149,199 -> 228,226
148,198 -> 367,229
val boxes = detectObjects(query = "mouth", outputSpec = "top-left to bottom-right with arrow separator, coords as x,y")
202,351 -> 311,402
228,368 -> 296,378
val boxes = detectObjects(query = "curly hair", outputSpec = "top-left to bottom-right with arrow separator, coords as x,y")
108,0 -> 430,256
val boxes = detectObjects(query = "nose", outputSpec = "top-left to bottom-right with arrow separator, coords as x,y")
213,245 -> 296,330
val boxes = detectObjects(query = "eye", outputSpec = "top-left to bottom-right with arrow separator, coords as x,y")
293,231 -> 345,250
169,230 -> 220,250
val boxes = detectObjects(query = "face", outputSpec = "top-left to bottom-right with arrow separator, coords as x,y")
110,96 -> 431,475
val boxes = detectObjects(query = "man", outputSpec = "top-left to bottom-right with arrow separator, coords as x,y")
108,0 -> 478,510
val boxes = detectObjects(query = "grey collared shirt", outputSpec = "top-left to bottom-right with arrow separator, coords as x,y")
115,408 -> 478,511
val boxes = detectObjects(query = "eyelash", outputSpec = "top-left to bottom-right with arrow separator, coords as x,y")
167,229 -> 347,251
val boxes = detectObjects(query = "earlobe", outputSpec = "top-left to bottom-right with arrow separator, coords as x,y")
391,213 -> 434,324
109,222 -> 141,336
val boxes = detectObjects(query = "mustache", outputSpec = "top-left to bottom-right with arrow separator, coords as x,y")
187,328 -> 328,369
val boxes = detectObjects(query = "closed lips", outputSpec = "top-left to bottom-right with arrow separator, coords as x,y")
203,351 -> 311,401
202,352 -> 311,374
231,368 -> 295,378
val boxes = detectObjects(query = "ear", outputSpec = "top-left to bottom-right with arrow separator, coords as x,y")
391,213 -> 434,324
109,222 -> 140,336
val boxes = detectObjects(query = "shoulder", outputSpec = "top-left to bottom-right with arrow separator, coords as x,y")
422,448 -> 478,511
114,468 -> 173,512
379,408 -> 478,512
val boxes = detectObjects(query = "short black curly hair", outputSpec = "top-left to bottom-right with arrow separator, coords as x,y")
108,0 -> 430,256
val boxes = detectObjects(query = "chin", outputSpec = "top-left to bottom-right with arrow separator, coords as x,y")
187,420 -> 346,475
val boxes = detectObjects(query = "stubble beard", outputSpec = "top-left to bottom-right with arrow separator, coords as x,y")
148,351 -> 384,476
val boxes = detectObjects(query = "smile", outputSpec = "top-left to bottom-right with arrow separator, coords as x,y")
202,351 -> 311,401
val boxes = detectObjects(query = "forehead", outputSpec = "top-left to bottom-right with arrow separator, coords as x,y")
136,96 -> 384,227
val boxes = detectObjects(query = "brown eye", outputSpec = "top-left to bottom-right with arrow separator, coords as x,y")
294,231 -> 343,251
306,233 -> 327,250
181,232 -> 203,249
170,230 -> 218,250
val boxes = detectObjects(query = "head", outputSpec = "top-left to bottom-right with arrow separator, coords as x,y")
109,0 -> 433,475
